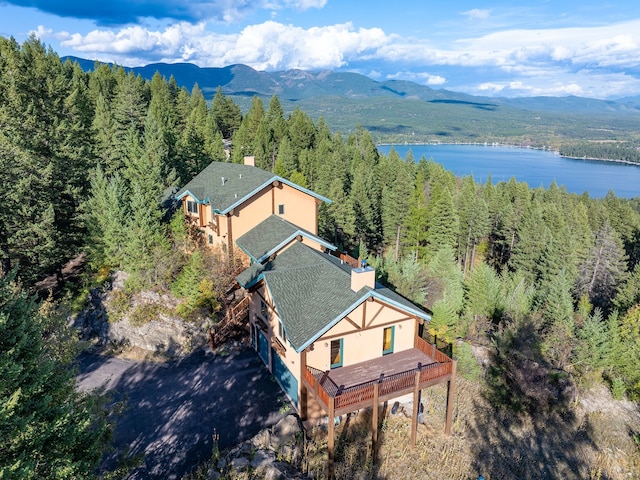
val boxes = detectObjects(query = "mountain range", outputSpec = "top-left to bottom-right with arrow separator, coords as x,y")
66,56 -> 640,146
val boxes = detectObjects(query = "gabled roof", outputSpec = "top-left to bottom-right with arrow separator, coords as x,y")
175,162 -> 331,214
235,215 -> 336,264
236,241 -> 431,353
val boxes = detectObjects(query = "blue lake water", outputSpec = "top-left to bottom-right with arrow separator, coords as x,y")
377,144 -> 640,199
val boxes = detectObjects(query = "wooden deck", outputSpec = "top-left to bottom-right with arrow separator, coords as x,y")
303,337 -> 453,416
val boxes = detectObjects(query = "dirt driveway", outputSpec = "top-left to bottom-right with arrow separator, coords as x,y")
76,346 -> 286,479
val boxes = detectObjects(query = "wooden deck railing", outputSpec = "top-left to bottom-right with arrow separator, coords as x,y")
305,343 -> 454,413
415,335 -> 453,365
209,296 -> 251,348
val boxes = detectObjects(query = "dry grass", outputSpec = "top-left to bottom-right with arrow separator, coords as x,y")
303,378 -> 640,480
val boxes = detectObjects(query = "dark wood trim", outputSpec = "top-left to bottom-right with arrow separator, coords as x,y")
319,318 -> 417,342
255,289 -> 277,315
369,297 -> 421,322
300,350 -> 308,420
272,336 -> 286,356
361,299 -> 366,329
365,303 -> 385,328
343,316 -> 360,331
226,214 -> 233,260
271,185 -> 275,214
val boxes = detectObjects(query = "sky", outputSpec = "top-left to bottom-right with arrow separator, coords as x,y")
1,0 -> 640,99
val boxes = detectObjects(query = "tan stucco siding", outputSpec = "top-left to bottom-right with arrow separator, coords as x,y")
300,237 -> 324,252
249,286 -> 303,386
230,189 -> 273,240
273,184 -> 319,235
305,300 -> 417,371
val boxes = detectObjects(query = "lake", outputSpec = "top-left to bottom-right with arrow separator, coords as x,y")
377,144 -> 640,199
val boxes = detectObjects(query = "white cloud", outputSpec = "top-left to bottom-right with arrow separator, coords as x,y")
283,0 -> 327,8
41,14 -> 640,98
387,70 -> 446,86
57,20 -> 389,70
462,9 -> 490,21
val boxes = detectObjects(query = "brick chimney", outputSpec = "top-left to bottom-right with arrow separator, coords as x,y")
351,266 -> 375,292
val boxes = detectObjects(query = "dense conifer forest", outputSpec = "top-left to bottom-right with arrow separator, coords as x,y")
2,37 -> 640,477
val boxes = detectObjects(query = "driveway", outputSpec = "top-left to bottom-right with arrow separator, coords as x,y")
76,346 -> 287,479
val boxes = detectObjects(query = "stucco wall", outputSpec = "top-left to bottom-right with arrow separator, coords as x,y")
272,184 -> 319,234
305,300 -> 418,371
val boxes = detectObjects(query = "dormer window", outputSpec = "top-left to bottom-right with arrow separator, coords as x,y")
187,200 -> 198,214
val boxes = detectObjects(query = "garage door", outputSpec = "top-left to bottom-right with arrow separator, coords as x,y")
257,330 -> 269,366
272,350 -> 298,405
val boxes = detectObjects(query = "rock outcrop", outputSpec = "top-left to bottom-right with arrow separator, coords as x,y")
73,271 -> 211,357
209,414 -> 309,480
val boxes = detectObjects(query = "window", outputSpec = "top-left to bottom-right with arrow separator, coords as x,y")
187,200 -> 198,214
382,326 -> 394,355
260,299 -> 268,319
208,234 -> 213,244
278,318 -> 286,342
278,204 -> 285,215
330,339 -> 343,369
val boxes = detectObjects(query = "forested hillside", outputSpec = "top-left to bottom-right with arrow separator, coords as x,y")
67,55 -> 640,162
2,37 -> 640,477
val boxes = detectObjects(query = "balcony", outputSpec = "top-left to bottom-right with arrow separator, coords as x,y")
303,336 -> 454,416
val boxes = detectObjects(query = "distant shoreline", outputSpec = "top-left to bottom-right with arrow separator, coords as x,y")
377,142 -> 640,167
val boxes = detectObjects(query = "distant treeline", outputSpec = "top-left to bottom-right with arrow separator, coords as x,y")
560,142 -> 640,164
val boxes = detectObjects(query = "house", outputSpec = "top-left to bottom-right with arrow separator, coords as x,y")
178,160 -> 456,479
234,212 -> 456,479
175,157 -> 331,262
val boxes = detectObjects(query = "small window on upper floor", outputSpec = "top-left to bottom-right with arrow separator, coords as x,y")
187,200 -> 198,214
278,318 -> 287,343
278,204 -> 285,215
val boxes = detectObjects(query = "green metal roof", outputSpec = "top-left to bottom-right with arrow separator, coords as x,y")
235,241 -> 431,353
235,215 -> 336,263
175,161 -> 331,214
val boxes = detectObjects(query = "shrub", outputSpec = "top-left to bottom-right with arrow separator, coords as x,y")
129,303 -> 164,327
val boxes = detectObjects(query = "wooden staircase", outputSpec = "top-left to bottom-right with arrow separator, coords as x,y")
208,295 -> 251,349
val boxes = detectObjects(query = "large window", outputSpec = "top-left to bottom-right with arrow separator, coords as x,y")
187,200 -> 198,214
330,339 -> 343,369
382,326 -> 395,355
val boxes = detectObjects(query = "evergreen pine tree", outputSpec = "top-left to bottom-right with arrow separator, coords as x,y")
0,271 -> 111,477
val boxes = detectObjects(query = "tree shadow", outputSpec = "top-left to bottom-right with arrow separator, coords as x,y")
468,317 -> 604,479
78,345 -> 285,479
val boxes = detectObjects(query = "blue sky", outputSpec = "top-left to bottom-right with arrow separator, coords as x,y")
2,0 -> 640,99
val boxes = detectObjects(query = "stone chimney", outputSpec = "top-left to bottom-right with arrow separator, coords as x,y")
351,266 -> 375,292
244,155 -> 255,167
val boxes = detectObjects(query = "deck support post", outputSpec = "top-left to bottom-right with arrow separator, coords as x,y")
445,360 -> 457,435
411,370 -> 421,447
328,397 -> 335,480
372,382 -> 380,463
